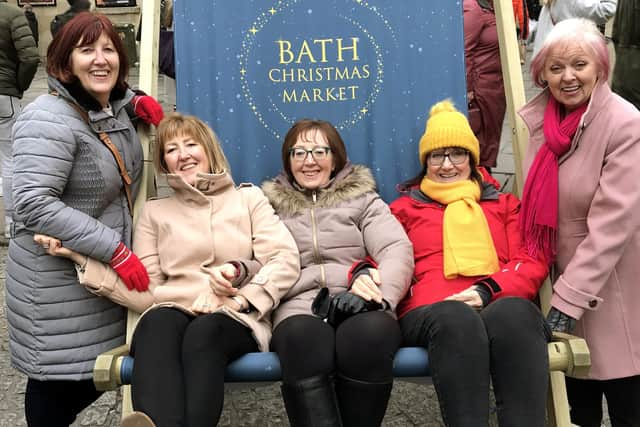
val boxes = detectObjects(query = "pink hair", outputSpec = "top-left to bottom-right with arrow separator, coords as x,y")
530,18 -> 610,88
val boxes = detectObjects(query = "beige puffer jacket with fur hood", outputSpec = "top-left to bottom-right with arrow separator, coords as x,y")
262,163 -> 414,328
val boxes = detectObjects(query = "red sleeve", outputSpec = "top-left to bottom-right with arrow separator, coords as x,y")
484,193 -> 549,301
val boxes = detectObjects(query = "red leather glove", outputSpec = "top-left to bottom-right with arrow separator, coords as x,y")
132,95 -> 164,126
110,242 -> 149,292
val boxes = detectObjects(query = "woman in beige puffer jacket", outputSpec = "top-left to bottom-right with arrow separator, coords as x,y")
262,119 -> 414,427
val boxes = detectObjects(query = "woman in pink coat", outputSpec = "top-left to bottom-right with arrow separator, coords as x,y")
520,18 -> 640,426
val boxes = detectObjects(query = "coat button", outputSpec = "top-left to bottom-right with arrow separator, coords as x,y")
588,299 -> 597,308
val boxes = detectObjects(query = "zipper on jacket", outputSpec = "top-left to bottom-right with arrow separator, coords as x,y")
309,190 -> 327,287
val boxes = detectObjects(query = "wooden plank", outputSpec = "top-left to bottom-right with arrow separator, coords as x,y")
493,0 -> 528,196
493,2 -> 572,426
122,0 -> 161,418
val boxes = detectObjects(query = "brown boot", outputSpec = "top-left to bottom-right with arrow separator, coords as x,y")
121,411 -> 156,427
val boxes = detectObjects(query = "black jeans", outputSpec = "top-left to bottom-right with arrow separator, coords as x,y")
130,307 -> 258,427
566,375 -> 640,427
25,378 -> 102,427
271,311 -> 401,384
400,297 -> 550,427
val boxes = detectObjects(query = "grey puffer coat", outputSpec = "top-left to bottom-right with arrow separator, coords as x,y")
5,77 -> 143,380
262,163 -> 414,328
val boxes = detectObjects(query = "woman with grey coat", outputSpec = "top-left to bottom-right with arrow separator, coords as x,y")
262,119 -> 414,426
5,13 -> 158,427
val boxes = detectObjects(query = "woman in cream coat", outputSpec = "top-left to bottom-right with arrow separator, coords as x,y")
36,113 -> 300,427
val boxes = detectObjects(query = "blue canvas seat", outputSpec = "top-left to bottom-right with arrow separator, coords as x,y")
96,333 -> 588,388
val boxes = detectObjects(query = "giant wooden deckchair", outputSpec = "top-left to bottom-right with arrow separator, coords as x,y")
93,1 -> 590,425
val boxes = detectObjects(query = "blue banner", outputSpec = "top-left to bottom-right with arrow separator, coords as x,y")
174,0 -> 466,202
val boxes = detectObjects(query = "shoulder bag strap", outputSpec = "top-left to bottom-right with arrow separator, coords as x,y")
51,91 -> 134,216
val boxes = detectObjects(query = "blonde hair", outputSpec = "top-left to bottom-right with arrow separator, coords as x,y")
155,112 -> 230,175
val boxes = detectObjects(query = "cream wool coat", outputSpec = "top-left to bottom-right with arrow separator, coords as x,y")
520,82 -> 640,380
76,172 -> 300,351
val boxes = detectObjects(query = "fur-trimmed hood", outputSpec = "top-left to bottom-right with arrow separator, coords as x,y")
262,163 -> 377,216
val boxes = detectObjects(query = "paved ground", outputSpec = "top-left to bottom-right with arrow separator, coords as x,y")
0,45 -> 613,426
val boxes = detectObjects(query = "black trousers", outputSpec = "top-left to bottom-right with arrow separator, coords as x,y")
130,307 -> 258,427
400,297 -> 550,427
566,375 -> 640,427
25,378 -> 102,427
271,311 -> 401,384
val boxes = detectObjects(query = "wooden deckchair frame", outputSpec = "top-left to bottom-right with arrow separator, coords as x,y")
104,0 -> 590,424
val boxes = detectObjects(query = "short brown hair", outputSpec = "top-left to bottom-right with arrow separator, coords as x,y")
47,12 -> 129,93
281,119 -> 348,182
155,112 -> 230,175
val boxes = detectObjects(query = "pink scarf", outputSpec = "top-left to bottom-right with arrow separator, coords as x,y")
520,97 -> 587,264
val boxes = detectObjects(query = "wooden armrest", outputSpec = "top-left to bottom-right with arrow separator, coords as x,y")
93,344 -> 130,391
548,332 -> 590,378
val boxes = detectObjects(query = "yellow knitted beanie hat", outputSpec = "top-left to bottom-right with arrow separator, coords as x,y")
418,99 -> 480,166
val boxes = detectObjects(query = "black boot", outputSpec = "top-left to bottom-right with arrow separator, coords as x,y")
280,374 -> 343,427
335,375 -> 393,427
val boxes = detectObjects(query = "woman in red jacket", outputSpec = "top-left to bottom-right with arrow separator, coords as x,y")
390,100 -> 550,426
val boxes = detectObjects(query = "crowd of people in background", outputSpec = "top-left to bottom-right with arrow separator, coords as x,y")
1,1 -> 640,427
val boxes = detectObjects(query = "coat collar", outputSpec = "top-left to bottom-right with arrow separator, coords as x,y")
262,163 -> 377,216
165,171 -> 235,205
48,76 -> 133,121
519,80 -> 612,136
518,80 -> 613,162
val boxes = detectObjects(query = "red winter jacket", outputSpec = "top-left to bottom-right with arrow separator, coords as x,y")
390,181 -> 548,318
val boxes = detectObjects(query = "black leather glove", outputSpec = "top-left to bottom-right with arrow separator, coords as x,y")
473,281 -> 492,308
546,307 -> 576,333
312,288 -> 382,327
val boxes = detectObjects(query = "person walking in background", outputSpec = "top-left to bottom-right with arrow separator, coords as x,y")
611,0 -> 640,110
0,0 -> 39,239
513,0 -> 529,64
391,100 -> 550,426
532,0 -> 616,57
50,0 -> 90,38
521,18 -> 640,426
22,2 -> 39,46
262,119 -> 414,426
5,13 -> 151,426
463,0 -> 505,172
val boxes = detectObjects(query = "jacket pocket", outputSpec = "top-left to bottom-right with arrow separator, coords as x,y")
0,95 -> 17,119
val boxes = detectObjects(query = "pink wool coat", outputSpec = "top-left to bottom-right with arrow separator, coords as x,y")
520,82 -> 640,380
76,172 -> 300,351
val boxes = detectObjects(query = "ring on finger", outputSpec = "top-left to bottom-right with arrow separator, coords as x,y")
42,244 -> 50,249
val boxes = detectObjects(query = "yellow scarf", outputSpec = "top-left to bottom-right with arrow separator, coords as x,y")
420,178 -> 499,279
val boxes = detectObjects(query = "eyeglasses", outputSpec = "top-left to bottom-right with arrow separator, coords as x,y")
289,146 -> 332,162
427,149 -> 469,166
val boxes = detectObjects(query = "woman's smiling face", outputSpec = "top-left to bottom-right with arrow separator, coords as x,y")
542,44 -> 599,112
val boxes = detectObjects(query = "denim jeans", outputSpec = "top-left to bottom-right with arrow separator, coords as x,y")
400,297 -> 550,427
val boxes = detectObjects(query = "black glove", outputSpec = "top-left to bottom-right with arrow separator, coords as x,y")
312,288 -> 382,327
546,307 -> 576,333
473,281 -> 492,308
